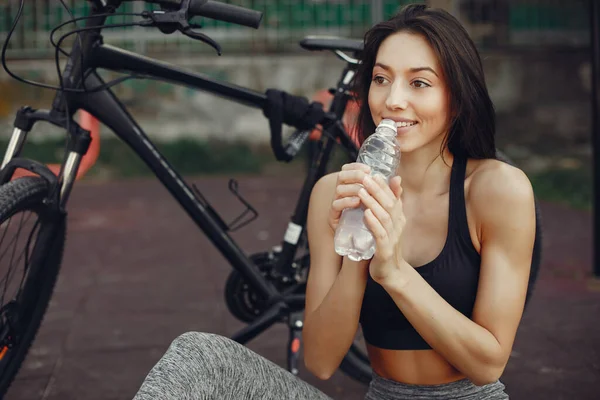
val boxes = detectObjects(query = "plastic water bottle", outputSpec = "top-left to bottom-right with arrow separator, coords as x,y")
334,119 -> 401,261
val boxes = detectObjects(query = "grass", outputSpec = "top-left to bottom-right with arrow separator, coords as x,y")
12,137 -> 270,179
3,138 -> 593,211
529,167 -> 592,211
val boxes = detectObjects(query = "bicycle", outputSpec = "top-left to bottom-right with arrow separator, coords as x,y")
0,0 -> 376,396
0,0 -> 543,397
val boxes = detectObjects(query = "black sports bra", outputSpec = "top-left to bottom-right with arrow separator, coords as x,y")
359,156 -> 481,350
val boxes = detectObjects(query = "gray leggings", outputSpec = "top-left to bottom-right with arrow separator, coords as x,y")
132,332 -> 508,400
133,332 -> 331,400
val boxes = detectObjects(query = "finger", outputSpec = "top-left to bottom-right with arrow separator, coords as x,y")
337,169 -> 368,185
331,196 -> 361,212
334,183 -> 364,199
363,175 -> 395,212
389,176 -> 403,199
358,187 -> 394,234
387,176 -> 405,221
370,174 -> 397,205
363,209 -> 391,254
341,163 -> 371,174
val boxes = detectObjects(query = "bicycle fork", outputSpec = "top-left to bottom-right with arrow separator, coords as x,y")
288,310 -> 304,375
0,106 -> 91,209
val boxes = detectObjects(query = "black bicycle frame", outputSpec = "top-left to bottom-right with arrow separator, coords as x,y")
3,5 -> 358,344
76,50 -> 278,302
271,63 -> 358,280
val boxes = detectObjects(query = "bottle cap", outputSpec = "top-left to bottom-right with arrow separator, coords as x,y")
378,119 -> 397,133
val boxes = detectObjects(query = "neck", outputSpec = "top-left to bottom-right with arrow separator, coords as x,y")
397,146 -> 455,195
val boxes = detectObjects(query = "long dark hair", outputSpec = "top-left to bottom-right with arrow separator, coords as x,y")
353,4 -> 496,159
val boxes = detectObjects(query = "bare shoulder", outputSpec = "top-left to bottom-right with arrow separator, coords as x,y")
307,172 -> 339,233
310,172 -> 339,204
467,158 -> 535,221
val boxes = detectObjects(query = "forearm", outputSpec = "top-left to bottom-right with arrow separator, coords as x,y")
303,259 -> 368,379
382,263 -> 506,385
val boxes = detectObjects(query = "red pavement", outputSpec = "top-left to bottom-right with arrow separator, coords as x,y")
3,176 -> 600,400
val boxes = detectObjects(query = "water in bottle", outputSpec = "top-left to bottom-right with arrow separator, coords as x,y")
334,119 -> 401,261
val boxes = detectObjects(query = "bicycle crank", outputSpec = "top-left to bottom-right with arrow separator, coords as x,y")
224,250 -> 309,323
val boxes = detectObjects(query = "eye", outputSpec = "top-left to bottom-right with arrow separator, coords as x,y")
372,75 -> 388,85
411,80 -> 430,89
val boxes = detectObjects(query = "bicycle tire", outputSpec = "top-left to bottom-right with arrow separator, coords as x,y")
336,150 -> 544,385
0,177 -> 66,398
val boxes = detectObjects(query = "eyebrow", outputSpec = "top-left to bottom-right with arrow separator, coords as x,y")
374,62 -> 439,77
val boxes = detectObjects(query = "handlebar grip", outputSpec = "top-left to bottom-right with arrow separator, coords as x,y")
284,129 -> 311,159
190,0 -> 263,29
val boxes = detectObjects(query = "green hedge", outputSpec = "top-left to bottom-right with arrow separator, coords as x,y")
10,137 -> 269,179
0,137 -> 591,210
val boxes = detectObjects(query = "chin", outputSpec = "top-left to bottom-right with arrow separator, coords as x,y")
396,138 -> 418,153
397,133 -> 445,155
399,147 -> 418,154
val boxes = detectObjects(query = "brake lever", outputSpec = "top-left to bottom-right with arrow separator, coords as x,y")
140,0 -> 222,55
179,21 -> 222,56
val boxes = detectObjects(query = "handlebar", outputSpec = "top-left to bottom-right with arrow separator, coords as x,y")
140,0 -> 263,29
262,90 -> 351,163
191,1 -> 263,29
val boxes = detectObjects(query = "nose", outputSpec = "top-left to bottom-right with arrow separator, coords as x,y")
385,82 -> 409,111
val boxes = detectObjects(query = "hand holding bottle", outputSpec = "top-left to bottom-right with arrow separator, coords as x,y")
357,173 -> 408,283
327,163 -> 371,232
334,119 -> 401,261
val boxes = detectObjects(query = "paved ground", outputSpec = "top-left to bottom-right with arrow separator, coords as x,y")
3,175 -> 600,400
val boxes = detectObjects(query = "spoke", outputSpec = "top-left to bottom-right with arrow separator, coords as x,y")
4,222 -> 40,296
16,219 -> 41,301
0,213 -> 27,307
0,217 -> 13,253
0,213 -> 34,266
0,212 -> 36,308
0,209 -> 41,362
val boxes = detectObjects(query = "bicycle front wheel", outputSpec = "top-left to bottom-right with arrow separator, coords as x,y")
0,176 -> 66,398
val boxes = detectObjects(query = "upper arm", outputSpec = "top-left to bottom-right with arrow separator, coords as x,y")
469,162 -> 536,363
305,172 -> 343,316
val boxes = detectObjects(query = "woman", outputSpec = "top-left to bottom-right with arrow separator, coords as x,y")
302,2 -> 536,398
133,4 -> 535,399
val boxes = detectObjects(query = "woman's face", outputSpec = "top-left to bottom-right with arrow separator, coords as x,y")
368,31 -> 451,153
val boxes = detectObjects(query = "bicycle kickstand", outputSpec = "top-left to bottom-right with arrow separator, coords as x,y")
287,310 -> 304,375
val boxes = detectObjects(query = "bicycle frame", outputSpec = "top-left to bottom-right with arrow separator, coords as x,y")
1,4 -> 359,346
